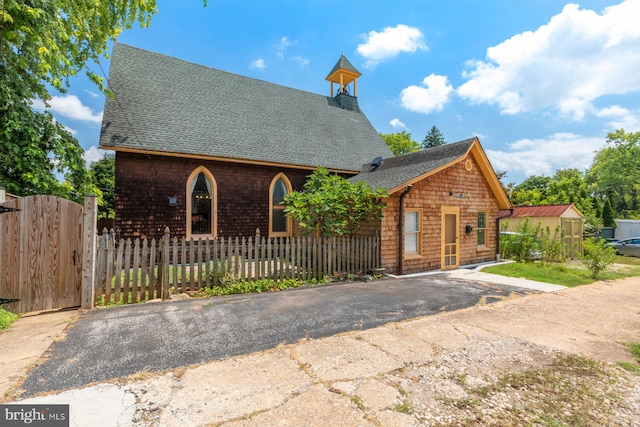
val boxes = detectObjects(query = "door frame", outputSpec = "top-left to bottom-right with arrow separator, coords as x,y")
441,206 -> 460,270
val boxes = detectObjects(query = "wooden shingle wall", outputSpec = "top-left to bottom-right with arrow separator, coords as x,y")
380,156 -> 500,274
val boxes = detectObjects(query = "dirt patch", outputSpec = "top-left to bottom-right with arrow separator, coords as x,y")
0,309 -> 77,402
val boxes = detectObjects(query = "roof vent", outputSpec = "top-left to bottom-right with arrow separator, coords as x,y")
370,156 -> 384,172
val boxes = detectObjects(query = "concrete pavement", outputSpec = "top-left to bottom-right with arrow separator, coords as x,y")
4,275 -> 638,426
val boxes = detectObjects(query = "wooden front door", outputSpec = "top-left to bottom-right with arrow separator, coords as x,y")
441,207 -> 460,270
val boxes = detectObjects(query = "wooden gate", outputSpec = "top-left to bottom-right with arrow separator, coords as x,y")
0,195 -> 83,313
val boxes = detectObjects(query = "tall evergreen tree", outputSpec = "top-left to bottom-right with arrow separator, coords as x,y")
422,126 -> 446,149
602,197 -> 616,228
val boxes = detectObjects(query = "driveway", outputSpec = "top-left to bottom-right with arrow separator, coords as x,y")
20,275 -> 533,396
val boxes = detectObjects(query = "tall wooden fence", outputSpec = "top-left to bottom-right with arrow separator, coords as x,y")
0,195 -> 96,313
94,228 -> 381,306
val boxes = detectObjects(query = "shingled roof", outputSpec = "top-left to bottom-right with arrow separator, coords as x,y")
349,138 -> 476,191
349,137 -> 511,209
99,44 -> 393,172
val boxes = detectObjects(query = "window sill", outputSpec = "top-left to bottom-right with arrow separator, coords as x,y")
404,253 -> 423,260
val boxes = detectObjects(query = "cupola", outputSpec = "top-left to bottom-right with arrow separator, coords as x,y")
326,54 -> 361,97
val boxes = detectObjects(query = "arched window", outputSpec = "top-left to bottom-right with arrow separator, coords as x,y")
186,167 -> 217,238
269,173 -> 292,237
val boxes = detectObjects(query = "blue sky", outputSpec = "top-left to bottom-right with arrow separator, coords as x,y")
35,0 -> 640,184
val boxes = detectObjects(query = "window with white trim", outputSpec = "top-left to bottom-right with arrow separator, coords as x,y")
404,209 -> 421,255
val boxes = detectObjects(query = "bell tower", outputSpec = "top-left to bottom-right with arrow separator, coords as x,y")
326,54 -> 361,97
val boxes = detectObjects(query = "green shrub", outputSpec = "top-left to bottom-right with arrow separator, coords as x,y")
199,277 -> 328,297
0,307 -> 19,331
500,218 -> 542,262
581,237 -> 617,279
539,225 -> 566,265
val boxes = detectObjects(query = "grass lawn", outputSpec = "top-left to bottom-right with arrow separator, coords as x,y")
0,307 -> 19,331
483,255 -> 640,287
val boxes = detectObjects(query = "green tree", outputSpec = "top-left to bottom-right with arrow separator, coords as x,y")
510,175 -> 552,205
283,167 -> 387,237
89,154 -> 115,219
587,129 -> 640,218
0,1 -> 203,198
1,1 -> 160,101
581,237 -> 616,279
422,125 -> 446,149
602,197 -> 616,228
0,86 -> 91,201
380,131 -> 420,156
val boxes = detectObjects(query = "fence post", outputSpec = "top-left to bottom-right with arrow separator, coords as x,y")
161,227 -> 170,299
81,195 -> 98,310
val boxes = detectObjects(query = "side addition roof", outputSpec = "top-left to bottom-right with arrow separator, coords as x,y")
99,44 -> 393,172
349,137 -> 511,209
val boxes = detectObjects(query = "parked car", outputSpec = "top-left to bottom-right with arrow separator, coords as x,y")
609,237 -> 640,257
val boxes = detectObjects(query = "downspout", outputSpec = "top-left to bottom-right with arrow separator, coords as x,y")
398,185 -> 413,275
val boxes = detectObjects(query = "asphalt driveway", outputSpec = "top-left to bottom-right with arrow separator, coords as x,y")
21,275 -> 533,396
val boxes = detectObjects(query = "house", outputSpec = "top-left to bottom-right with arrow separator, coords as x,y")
99,44 -> 393,240
100,44 -> 511,274
351,138 -> 511,274
498,204 -> 583,258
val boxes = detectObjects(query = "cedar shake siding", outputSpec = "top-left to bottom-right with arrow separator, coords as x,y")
115,152 -> 311,240
351,138 -> 511,274
100,45 -> 393,242
379,155 -> 500,274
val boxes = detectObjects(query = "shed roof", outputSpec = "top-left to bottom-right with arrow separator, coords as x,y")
498,204 -> 583,219
99,44 -> 392,172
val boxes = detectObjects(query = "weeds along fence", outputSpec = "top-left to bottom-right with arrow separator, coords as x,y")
95,227 -> 381,305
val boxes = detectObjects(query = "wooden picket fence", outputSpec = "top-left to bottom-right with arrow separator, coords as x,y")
94,228 -> 381,305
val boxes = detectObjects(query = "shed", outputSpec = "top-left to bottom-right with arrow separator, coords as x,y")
498,204 -> 583,258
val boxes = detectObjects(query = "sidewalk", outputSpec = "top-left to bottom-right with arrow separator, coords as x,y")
4,276 -> 639,426
446,263 -> 567,292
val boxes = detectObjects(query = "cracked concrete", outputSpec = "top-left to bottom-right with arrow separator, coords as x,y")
4,276 -> 639,426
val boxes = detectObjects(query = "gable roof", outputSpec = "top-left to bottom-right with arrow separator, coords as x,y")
498,204 -> 583,219
99,44 -> 393,173
349,137 -> 511,209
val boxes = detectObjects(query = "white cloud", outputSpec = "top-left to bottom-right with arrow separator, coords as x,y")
293,56 -> 309,67
472,132 -> 488,141
400,74 -> 453,114
596,105 -> 640,131
389,118 -> 406,128
63,125 -> 77,135
357,24 -> 427,68
83,89 -> 100,98
250,58 -> 266,69
83,146 -> 107,164
457,1 -> 640,121
32,95 -> 103,124
275,36 -> 290,59
487,133 -> 605,178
